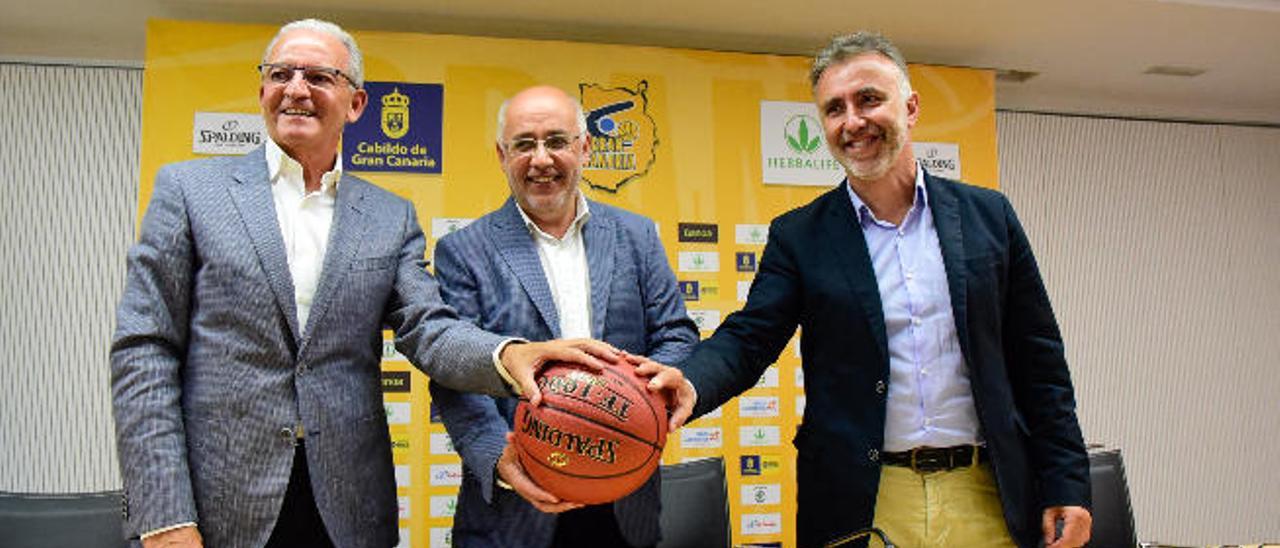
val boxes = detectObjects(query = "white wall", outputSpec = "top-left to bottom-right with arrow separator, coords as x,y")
0,62 -> 140,492
999,111 -> 1280,545
1,63 -> 1277,544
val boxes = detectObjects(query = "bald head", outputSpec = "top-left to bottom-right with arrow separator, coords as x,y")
496,86 -> 588,144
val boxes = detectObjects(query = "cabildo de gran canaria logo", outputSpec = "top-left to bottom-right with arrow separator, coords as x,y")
578,81 -> 657,193
381,87 -> 409,139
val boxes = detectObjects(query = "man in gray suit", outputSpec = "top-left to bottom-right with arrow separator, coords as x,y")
428,86 -> 699,547
111,21 -> 623,548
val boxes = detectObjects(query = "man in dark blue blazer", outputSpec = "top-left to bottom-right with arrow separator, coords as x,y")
429,86 -> 699,547
669,33 -> 1092,547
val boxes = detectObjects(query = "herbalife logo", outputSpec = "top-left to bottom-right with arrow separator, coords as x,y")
784,114 -> 823,154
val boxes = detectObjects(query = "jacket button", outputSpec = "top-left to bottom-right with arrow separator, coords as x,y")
280,427 -> 295,441
875,380 -> 886,394
868,449 -> 879,462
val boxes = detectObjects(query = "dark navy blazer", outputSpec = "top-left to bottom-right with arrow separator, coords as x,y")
680,171 -> 1090,547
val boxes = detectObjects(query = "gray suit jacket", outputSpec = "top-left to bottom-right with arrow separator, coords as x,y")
110,147 -> 511,548
428,197 -> 698,547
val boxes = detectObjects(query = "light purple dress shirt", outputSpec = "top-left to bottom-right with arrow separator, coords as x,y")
845,166 -> 982,452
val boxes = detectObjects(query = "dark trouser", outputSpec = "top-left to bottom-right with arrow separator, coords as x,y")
552,503 -> 650,548
265,441 -> 336,548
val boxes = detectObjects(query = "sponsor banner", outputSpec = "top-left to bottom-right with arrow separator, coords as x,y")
678,280 -> 699,301
382,370 -> 411,392
739,396 -> 780,418
914,142 -> 962,179
429,464 -> 463,486
395,465 -> 411,489
580,81 -> 657,193
754,366 -> 779,389
735,252 -> 757,272
677,251 -> 719,273
429,432 -> 455,455
742,512 -> 784,535
677,222 -> 718,243
192,112 -> 266,155
385,401 -> 411,425
738,280 -> 752,302
431,217 -> 473,240
429,527 -> 452,548
688,309 -> 721,331
740,425 -> 781,447
398,495 -> 411,519
742,483 -> 783,506
760,101 -> 843,186
382,340 -> 408,363
343,82 -> 443,173
429,495 -> 458,518
735,224 -> 769,245
680,427 -> 723,449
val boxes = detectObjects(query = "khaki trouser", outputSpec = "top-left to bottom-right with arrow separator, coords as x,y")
869,462 -> 1018,548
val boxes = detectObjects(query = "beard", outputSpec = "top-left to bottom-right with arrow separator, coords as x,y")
834,116 -> 909,182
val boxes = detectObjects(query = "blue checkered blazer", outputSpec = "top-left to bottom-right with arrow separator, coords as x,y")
428,197 -> 698,547
110,147 -> 511,548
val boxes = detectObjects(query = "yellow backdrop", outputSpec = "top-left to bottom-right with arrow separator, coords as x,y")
140,19 -> 997,547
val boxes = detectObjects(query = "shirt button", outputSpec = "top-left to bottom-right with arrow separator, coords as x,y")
905,270 -> 915,280
912,317 -> 922,326
875,380 -> 886,394
868,449 -> 879,462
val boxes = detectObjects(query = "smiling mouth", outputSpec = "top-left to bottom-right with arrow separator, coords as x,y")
282,108 -> 316,117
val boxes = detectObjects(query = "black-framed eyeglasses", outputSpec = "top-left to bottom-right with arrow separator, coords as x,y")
504,133 -> 581,156
257,63 -> 359,90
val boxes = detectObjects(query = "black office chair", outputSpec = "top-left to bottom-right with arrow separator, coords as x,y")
1087,448 -> 1139,547
0,491 -> 128,548
657,457 -> 730,548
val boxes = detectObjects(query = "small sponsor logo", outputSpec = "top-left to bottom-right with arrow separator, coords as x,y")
384,401 -> 411,425
738,396 -> 780,418
735,224 -> 769,245
429,464 -> 463,486
680,427 -> 723,449
192,112 -> 265,155
794,367 -> 804,387
382,340 -> 408,362
741,512 -> 783,535
687,309 -> 722,331
398,495 -> 411,519
741,483 -> 782,506
735,252 -> 757,272
398,528 -> 412,548
677,222 -> 719,243
740,425 -> 781,447
796,396 -> 807,417
760,454 -> 782,476
430,495 -> 458,518
429,526 -> 452,548
429,432 -> 455,455
914,142 -> 962,179
431,218 -> 474,239
740,454 -> 762,476
754,367 -> 779,389
760,101 -> 843,186
678,251 -> 720,273
737,280 -> 752,302
382,371 -> 411,392
678,280 -> 700,301
395,465 -> 411,488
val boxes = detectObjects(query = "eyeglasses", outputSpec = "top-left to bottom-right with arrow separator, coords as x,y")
504,133 -> 581,156
257,63 -> 359,90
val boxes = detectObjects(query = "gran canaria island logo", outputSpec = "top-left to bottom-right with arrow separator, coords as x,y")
784,114 -> 823,154
380,87 -> 410,139
579,81 -> 657,193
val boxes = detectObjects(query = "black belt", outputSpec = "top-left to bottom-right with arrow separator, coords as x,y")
882,445 -> 987,473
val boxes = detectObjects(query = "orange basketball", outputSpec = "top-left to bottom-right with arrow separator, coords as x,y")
513,361 -> 668,504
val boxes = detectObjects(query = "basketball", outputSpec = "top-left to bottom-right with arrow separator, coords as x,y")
513,361 -> 668,504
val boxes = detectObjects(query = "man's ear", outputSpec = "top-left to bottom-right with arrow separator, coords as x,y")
346,88 -> 369,124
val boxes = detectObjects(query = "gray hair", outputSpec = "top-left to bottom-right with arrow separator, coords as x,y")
262,19 -> 364,88
495,91 -> 589,144
810,31 -> 912,98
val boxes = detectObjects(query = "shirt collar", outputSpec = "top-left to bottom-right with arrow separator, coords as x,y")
265,138 -> 343,196
516,190 -> 591,242
845,161 -> 929,225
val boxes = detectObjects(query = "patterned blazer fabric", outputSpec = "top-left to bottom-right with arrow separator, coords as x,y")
110,146 -> 509,548
429,197 -> 698,548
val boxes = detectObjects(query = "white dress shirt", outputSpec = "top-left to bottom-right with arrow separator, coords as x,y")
515,192 -> 593,339
265,139 -> 342,330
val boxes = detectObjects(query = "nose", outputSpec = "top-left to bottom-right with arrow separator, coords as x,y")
283,71 -> 311,98
529,142 -> 554,167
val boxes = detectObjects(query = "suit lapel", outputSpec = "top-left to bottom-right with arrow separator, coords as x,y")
300,174 -> 367,351
492,198 -> 561,336
582,201 -> 615,339
924,172 -> 972,361
226,148 -> 301,345
822,182 -> 888,364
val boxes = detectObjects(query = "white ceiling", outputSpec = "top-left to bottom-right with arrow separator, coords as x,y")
2,0 -> 1278,125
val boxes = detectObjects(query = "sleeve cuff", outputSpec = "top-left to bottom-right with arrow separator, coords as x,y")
491,338 -> 529,395
142,522 -> 197,539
